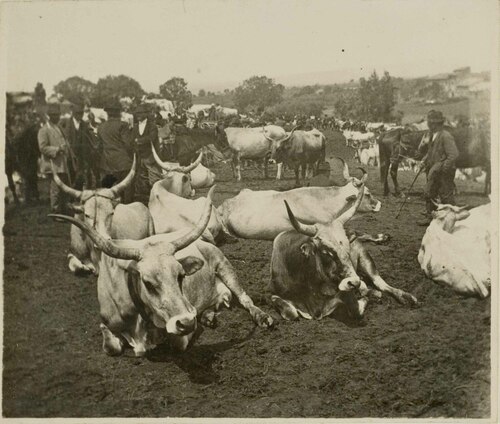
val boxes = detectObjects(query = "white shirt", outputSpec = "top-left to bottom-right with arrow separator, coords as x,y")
138,118 -> 147,136
73,117 -> 80,131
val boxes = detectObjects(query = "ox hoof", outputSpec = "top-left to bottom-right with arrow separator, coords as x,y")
253,309 -> 274,328
200,310 -> 218,329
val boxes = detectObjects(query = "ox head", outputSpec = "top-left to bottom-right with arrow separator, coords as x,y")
431,202 -> 470,232
329,157 -> 381,214
283,174 -> 370,295
51,156 -> 136,239
50,186 -> 217,336
152,145 -> 203,197
263,127 -> 297,163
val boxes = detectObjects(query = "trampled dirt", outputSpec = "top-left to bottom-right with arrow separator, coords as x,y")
2,130 -> 491,418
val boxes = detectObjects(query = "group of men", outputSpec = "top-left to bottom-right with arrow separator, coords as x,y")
37,100 -> 168,214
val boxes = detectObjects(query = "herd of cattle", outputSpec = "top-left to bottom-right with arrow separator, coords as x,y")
41,121 -> 490,357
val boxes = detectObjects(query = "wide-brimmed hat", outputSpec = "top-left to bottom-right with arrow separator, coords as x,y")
134,103 -> 150,114
103,99 -> 122,112
427,110 -> 445,123
47,103 -> 61,115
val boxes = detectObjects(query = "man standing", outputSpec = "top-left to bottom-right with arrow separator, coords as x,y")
417,110 -> 459,226
38,103 -> 71,213
131,103 -> 161,204
98,99 -> 134,203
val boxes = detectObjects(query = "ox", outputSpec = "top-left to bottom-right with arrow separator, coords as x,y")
51,157 -> 154,275
224,125 -> 295,181
217,159 -> 381,240
378,126 -> 491,196
152,147 -> 215,192
418,203 -> 491,298
270,183 -> 417,321
50,187 -> 272,356
267,128 -> 325,185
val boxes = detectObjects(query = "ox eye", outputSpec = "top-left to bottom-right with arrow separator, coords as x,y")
143,280 -> 157,294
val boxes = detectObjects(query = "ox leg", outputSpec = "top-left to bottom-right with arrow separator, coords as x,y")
294,166 -> 301,186
270,295 -> 300,321
215,256 -> 273,328
336,291 -> 369,320
121,315 -> 151,357
380,160 -> 390,197
233,153 -> 242,181
100,323 -> 124,356
263,158 -> 269,179
276,162 -> 282,180
350,240 -> 417,305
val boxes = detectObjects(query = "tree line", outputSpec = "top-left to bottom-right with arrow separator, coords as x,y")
53,70 -> 398,121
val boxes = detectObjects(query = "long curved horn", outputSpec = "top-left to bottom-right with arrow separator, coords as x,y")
279,126 -> 298,143
337,182 -> 365,225
110,155 -> 136,196
152,144 -> 202,173
352,167 -> 368,187
48,214 -> 142,261
284,200 -> 317,237
50,161 -> 82,199
262,126 -> 298,144
262,127 -> 275,143
336,157 -> 351,180
170,185 -> 216,252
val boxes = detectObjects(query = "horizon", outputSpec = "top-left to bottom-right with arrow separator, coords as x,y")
2,0 -> 495,96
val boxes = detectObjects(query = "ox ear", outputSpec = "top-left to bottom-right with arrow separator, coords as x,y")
179,256 -> 204,276
300,242 -> 315,258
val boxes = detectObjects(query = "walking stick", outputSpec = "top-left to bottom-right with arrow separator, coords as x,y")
395,166 -> 424,219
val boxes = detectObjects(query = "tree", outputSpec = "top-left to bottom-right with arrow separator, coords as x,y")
54,76 -> 96,105
159,77 -> 193,112
91,75 -> 144,107
234,76 -> 284,112
198,89 -> 206,97
357,71 -> 396,121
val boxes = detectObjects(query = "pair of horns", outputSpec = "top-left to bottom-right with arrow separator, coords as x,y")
50,186 -> 216,261
262,126 -> 298,144
51,155 -> 136,200
336,157 -> 367,186
152,144 -> 202,173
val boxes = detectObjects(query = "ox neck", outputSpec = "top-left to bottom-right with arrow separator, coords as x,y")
127,274 -> 152,324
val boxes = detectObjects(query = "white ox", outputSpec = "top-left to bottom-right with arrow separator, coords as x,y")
50,188 -> 272,356
217,160 -> 382,240
152,147 -> 215,190
224,125 -> 294,181
418,203 -> 491,298
51,157 -> 154,275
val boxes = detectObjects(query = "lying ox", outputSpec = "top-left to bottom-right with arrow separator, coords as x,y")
267,128 -> 325,185
52,157 -> 154,275
50,187 -> 272,357
270,185 -> 417,321
148,178 -> 231,245
217,159 -> 381,240
418,203 -> 491,298
224,125 -> 295,181
151,148 -> 203,197
152,147 -> 215,192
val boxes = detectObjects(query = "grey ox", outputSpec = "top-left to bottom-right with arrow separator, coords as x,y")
50,187 -> 273,357
270,182 -> 417,321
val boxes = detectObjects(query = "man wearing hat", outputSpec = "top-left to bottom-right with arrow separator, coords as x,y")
131,103 -> 161,203
60,103 -> 97,189
38,103 -> 72,213
417,110 -> 459,226
98,99 -> 134,203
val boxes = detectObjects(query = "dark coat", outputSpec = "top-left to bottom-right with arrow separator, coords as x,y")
421,129 -> 459,173
131,118 -> 160,165
98,118 -> 134,173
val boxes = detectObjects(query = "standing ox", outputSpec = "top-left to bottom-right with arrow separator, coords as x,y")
218,159 -> 381,240
418,203 -> 491,298
224,125 -> 294,181
267,128 -> 325,185
51,157 -> 154,275
378,126 -> 490,196
270,185 -> 417,321
50,187 -> 272,356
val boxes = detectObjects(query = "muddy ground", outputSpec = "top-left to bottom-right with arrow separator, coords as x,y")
2,130 -> 490,418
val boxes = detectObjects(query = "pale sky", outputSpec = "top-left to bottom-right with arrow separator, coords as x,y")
1,0 -> 496,95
